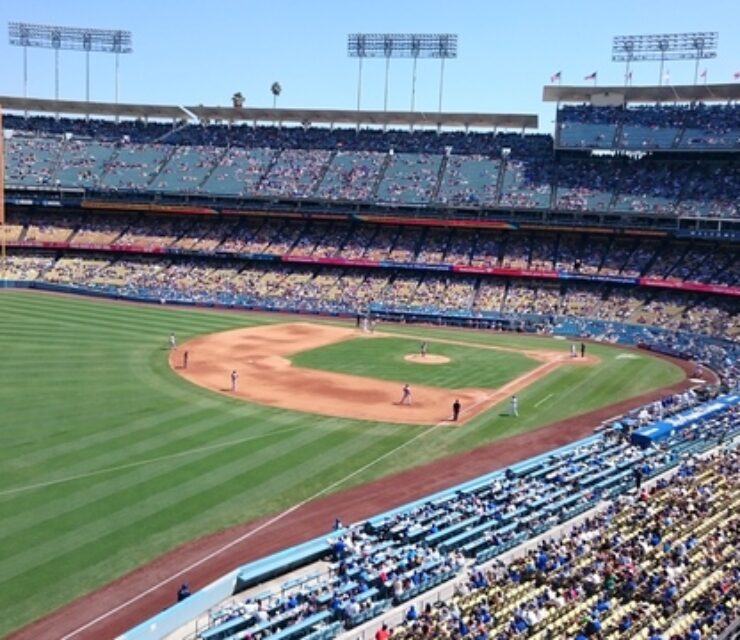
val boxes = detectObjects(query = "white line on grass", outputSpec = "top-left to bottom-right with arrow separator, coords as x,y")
0,425 -> 307,498
60,411 -> 468,639
534,393 -> 554,408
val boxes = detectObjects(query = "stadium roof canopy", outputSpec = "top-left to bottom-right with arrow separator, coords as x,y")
543,83 -> 740,104
0,95 -> 537,130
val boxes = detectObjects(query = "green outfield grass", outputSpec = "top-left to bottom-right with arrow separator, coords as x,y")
291,336 -> 539,388
0,291 -> 685,636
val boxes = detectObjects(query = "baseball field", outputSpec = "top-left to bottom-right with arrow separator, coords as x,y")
0,291 -> 687,637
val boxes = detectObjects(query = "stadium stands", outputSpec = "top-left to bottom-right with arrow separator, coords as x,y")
557,104 -> 740,151
384,447 -> 739,640
4,114 -> 739,216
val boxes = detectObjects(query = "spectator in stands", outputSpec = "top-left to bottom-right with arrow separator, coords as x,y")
177,583 -> 191,602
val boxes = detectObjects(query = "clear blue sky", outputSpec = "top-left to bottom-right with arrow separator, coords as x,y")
0,0 -> 738,131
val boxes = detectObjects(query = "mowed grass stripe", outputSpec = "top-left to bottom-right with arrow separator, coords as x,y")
1,398 -> 328,493
0,424 -> 313,537
1,404 -> 251,491
0,424 -> 398,632
0,420 -> 333,571
0,408 -> 326,513
0,422 -> 399,634
0,401 -> 210,468
0,291 -> 265,330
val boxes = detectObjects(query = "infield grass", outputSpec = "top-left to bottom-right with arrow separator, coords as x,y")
291,336 -> 539,388
0,291 -> 684,636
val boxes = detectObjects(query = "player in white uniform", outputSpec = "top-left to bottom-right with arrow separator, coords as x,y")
510,395 -> 519,417
230,370 -> 239,392
169,333 -> 177,350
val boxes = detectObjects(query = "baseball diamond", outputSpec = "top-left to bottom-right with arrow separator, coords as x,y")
171,323 -> 600,425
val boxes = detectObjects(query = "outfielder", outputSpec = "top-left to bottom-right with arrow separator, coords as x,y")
510,395 -> 519,417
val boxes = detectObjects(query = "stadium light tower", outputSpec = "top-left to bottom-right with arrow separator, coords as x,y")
348,33 -> 458,114
8,22 -> 133,104
612,32 -> 718,86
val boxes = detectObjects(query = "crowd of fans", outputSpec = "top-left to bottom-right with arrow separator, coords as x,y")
559,103 -> 740,150
3,212 -> 737,286
4,114 -> 738,216
560,104 -> 740,132
4,114 -> 551,154
3,249 -> 737,341
385,447 -> 739,640
2,210 -> 737,354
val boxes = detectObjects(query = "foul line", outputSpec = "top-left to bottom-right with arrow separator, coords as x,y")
0,425 -> 307,498
534,393 -> 554,408
60,412 -> 464,639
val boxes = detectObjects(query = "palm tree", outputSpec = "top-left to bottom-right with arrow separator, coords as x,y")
271,82 -> 282,109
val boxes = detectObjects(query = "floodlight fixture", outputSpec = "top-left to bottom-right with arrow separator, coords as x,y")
612,32 -> 718,85
8,22 -> 133,103
347,33 -> 457,59
348,33 -> 458,114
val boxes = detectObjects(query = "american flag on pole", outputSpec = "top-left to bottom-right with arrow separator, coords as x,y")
734,71 -> 740,79
550,71 -> 561,83
584,71 -> 597,81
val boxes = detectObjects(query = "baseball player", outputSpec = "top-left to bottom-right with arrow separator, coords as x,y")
400,384 -> 412,405
169,333 -> 177,350
230,370 -> 239,392
420,341 -> 428,358
183,350 -> 189,369
510,395 -> 519,417
452,399 -> 461,421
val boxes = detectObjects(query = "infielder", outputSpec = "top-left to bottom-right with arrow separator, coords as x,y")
400,384 -> 412,405
230,369 -> 239,392
452,399 -> 461,421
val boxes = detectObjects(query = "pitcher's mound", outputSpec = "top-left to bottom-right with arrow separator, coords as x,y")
404,354 -> 450,365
